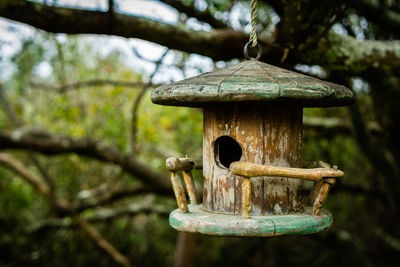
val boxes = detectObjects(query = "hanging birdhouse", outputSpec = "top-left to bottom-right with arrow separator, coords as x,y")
151,59 -> 354,237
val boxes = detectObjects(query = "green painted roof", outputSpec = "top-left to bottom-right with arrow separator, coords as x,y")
151,60 -> 354,107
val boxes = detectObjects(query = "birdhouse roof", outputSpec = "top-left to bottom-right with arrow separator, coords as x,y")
151,60 -> 354,107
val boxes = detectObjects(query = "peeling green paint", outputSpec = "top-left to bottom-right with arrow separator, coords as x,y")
151,60 -> 354,107
169,205 -> 332,237
169,215 -> 183,227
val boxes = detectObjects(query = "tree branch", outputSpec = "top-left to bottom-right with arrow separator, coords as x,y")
1,0 -> 399,74
308,31 -> 400,75
303,116 -> 382,137
158,0 -> 228,29
0,0 -> 253,61
0,128 -> 171,193
0,153 -> 50,196
130,49 -> 168,154
375,227 -> 400,252
0,83 -> 59,206
0,84 -> 24,126
260,0 -> 285,16
84,204 -> 170,222
30,80 -> 150,93
0,152 -> 72,215
32,204 -> 170,231
74,186 -> 170,212
349,0 -> 400,34
108,0 -> 115,14
75,216 -> 132,267
304,116 -> 352,134
0,151 -> 168,218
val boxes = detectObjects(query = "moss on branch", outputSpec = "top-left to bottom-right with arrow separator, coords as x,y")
1,0 -> 400,74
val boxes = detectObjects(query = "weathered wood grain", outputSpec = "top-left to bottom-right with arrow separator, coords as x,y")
202,102 -> 303,215
166,157 -> 202,171
170,172 -> 189,213
312,178 -> 336,215
230,161 -> 344,181
182,171 -> 198,205
151,60 -> 354,107
241,178 -> 251,218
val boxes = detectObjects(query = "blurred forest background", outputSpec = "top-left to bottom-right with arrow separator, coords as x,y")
0,0 -> 399,266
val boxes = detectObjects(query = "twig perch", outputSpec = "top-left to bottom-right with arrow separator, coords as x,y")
230,161 -> 344,217
230,161 -> 344,181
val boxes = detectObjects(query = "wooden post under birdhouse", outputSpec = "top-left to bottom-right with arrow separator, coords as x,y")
202,102 -> 303,215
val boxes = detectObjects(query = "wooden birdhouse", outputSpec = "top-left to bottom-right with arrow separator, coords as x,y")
151,60 -> 354,237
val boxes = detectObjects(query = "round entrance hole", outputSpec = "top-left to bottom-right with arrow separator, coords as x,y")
214,136 -> 242,169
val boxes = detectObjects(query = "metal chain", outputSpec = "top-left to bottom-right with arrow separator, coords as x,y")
249,0 -> 258,47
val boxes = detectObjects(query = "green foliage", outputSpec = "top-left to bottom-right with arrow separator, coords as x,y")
0,22 -> 394,267
0,33 -> 188,266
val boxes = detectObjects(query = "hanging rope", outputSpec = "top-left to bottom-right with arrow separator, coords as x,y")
244,0 -> 261,60
249,0 -> 258,47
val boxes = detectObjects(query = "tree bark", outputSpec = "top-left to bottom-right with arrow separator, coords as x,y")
0,129 -> 171,193
1,0 -> 400,74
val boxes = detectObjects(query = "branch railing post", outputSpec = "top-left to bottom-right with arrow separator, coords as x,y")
241,177 -> 251,219
182,170 -> 198,205
312,178 -> 336,216
170,171 -> 189,213
166,157 -> 202,213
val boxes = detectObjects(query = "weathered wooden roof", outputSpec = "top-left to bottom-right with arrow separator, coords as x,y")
151,60 -> 354,107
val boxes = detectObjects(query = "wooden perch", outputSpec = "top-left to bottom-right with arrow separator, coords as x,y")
166,157 -> 202,172
230,161 -> 344,181
231,161 -> 343,217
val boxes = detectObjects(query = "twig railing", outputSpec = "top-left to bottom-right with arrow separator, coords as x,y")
166,157 -> 343,217
166,157 -> 202,213
230,161 -> 344,217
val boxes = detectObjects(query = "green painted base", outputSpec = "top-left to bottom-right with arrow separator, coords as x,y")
169,204 -> 332,237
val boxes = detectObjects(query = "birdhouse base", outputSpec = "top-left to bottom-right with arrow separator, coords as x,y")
169,204 -> 332,237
